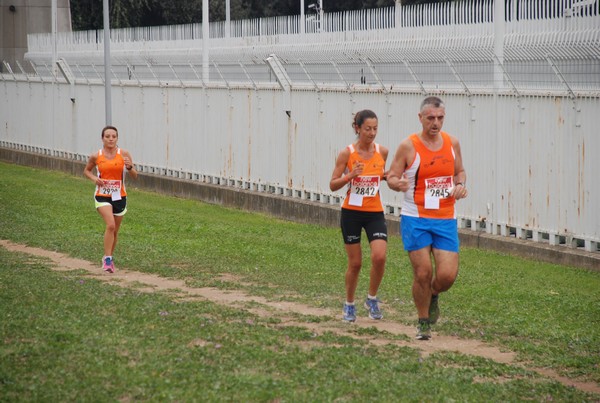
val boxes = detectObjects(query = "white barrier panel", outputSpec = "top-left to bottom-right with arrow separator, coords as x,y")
1,77 -> 598,251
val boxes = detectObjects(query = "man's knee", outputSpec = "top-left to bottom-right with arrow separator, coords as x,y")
434,267 -> 458,291
413,266 -> 433,284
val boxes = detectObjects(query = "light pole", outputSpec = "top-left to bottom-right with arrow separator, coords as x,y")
308,0 -> 323,32
225,0 -> 230,38
202,0 -> 209,83
300,0 -> 305,34
103,0 -> 112,125
51,0 -> 57,77
319,0 -> 323,30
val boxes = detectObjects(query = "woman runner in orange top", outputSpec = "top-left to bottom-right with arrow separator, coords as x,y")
329,110 -> 389,322
83,126 -> 137,273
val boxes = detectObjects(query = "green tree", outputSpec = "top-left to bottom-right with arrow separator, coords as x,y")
69,0 -> 438,30
71,0 -> 161,30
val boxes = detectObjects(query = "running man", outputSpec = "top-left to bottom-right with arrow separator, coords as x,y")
387,97 -> 468,340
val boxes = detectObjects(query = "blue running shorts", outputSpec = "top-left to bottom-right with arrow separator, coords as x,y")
400,215 -> 459,252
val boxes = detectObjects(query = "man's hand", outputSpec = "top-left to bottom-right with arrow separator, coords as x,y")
452,183 -> 468,200
387,172 -> 409,193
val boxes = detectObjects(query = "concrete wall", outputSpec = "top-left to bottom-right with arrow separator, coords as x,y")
0,0 -> 71,72
2,147 -> 598,271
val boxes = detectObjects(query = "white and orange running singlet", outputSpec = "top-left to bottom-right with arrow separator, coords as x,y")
401,132 -> 457,219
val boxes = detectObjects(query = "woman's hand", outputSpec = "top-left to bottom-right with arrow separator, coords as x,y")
123,156 -> 133,170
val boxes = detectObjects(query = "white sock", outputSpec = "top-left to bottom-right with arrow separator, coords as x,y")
367,294 -> 377,300
346,301 -> 355,306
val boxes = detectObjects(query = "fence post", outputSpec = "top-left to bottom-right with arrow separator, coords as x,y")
493,0 -> 505,92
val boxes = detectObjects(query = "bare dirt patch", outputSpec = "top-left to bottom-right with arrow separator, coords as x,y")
1,239 -> 598,395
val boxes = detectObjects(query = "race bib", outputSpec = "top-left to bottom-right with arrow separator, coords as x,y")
424,176 -> 453,209
100,180 -> 122,201
348,176 -> 380,207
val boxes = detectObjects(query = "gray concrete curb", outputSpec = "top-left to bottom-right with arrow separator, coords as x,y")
1,147 -> 598,272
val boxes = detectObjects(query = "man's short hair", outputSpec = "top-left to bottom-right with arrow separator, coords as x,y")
420,96 -> 445,112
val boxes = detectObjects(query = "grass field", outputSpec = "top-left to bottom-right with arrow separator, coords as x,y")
0,161 -> 599,402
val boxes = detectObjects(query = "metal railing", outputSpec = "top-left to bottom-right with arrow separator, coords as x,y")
19,1 -> 599,96
24,0 -> 600,51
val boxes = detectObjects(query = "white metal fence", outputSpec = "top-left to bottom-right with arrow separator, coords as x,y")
2,0 -> 599,254
21,1 -> 600,93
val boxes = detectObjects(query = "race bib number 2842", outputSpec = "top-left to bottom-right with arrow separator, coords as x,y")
348,176 -> 380,207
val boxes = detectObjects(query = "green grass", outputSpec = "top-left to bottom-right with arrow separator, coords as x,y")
0,161 -> 599,401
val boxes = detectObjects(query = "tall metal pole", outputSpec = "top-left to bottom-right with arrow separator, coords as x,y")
492,0 -> 506,237
300,0 -> 305,34
51,0 -> 57,76
395,0 -> 401,28
319,0 -> 324,31
103,0 -> 112,125
225,0 -> 230,38
493,0 -> 505,91
202,0 -> 209,83
51,0 -> 57,154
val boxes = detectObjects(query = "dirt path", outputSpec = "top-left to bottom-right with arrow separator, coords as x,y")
2,239 -> 598,395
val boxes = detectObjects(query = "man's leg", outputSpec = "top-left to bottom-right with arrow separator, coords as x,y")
428,249 -> 459,323
408,246 -> 434,319
431,249 -> 459,295
408,246 -> 434,339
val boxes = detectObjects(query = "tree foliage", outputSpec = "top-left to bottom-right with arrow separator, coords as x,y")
70,0 -> 437,30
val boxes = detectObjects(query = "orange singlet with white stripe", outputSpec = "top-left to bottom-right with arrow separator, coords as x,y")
401,132 -> 457,219
94,148 -> 127,199
341,143 -> 386,213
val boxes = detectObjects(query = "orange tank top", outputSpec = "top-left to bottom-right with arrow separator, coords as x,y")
341,143 -> 386,212
95,148 -> 127,198
401,132 -> 456,219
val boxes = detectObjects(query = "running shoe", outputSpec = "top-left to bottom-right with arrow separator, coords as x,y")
103,256 -> 114,273
364,297 -> 383,320
342,303 -> 356,322
429,294 -> 439,324
416,319 -> 432,340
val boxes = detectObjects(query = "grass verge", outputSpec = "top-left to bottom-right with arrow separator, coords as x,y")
0,161 -> 599,401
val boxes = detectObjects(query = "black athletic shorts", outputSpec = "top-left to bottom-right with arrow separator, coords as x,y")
340,208 -> 388,245
95,196 -> 128,216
